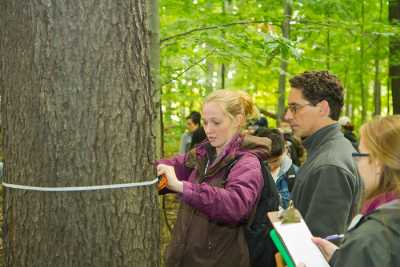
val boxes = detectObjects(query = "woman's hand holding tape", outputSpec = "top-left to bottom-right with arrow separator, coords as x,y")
156,164 -> 183,193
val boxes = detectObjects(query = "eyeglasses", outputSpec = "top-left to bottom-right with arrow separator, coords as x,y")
352,152 -> 369,161
287,103 -> 314,114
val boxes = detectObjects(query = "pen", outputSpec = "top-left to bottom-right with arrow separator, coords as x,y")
324,234 -> 344,241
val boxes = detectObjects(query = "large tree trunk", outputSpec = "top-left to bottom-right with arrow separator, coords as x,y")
389,0 -> 400,114
0,1 -> 159,267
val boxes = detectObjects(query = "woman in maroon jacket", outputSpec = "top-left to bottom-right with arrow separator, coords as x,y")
157,89 -> 271,267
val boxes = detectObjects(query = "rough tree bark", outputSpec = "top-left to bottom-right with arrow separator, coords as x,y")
148,0 -> 161,159
0,1 -> 159,266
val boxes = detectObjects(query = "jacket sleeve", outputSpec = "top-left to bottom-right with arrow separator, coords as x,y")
180,154 -> 264,224
156,153 -> 193,182
303,165 -> 356,237
330,220 -> 390,267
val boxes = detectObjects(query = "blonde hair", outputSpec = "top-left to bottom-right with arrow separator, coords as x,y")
203,89 -> 258,127
360,115 -> 400,198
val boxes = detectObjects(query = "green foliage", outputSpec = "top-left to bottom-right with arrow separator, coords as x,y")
160,0 -> 398,155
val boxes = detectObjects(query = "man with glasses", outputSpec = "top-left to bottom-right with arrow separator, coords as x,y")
284,71 -> 361,238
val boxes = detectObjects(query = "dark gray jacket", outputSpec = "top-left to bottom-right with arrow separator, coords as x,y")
292,124 -> 361,237
330,200 -> 400,267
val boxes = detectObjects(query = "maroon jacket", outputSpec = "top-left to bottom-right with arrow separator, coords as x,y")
158,134 -> 271,267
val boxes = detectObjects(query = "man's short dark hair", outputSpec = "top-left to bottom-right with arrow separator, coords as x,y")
186,111 -> 201,125
289,71 -> 344,120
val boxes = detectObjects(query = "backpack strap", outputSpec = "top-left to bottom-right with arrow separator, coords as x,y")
284,164 -> 296,193
222,156 -> 277,226
248,158 -> 271,226
221,156 -> 242,186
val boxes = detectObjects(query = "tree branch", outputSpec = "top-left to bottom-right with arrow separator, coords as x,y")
161,49 -> 216,87
259,108 -> 278,120
161,18 -> 397,45
161,20 -> 281,44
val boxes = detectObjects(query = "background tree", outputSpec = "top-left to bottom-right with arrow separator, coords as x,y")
389,0 -> 400,114
277,0 -> 293,122
0,1 -> 159,266
160,0 -> 398,141
373,0 -> 384,116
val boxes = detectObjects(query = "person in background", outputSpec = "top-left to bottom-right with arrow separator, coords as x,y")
246,116 -> 268,135
157,89 -> 271,267
256,116 -> 268,128
254,128 -> 298,209
283,132 -> 304,167
312,115 -> 400,266
279,116 -> 305,166
338,116 -> 358,151
284,70 -> 361,238
189,122 -> 207,149
179,111 -> 202,153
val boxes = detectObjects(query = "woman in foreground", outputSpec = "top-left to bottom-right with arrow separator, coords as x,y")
312,115 -> 400,266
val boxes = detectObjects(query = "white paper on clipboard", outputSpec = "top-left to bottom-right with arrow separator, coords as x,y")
271,216 -> 330,267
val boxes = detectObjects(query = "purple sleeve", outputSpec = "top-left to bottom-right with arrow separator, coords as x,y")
156,153 -> 193,181
181,154 -> 263,224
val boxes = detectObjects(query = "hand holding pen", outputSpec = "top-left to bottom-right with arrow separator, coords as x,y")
323,234 -> 344,241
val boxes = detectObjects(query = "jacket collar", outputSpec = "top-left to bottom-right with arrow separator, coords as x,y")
361,191 -> 400,215
347,198 -> 400,232
277,154 -> 293,177
303,123 -> 341,156
187,133 -> 271,178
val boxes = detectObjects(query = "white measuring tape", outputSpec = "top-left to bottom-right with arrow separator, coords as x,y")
2,178 -> 159,192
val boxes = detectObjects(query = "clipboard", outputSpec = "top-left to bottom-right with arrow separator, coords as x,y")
268,211 -> 330,267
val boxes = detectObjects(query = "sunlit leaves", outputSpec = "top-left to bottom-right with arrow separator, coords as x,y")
160,0 -> 397,154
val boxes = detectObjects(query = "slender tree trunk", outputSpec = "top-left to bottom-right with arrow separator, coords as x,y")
387,77 -> 392,113
325,6 -> 331,70
373,0 -> 383,116
205,2 -> 215,94
326,30 -> 331,70
343,66 -> 351,117
373,52 -> 382,115
277,0 -> 292,121
220,0 -> 231,89
389,0 -> 400,114
206,61 -> 215,93
0,1 -> 159,266
360,0 -> 367,121
221,63 -> 226,89
204,43 -> 215,93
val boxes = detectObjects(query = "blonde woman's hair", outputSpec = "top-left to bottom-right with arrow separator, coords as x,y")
203,89 -> 258,127
360,115 -> 400,198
